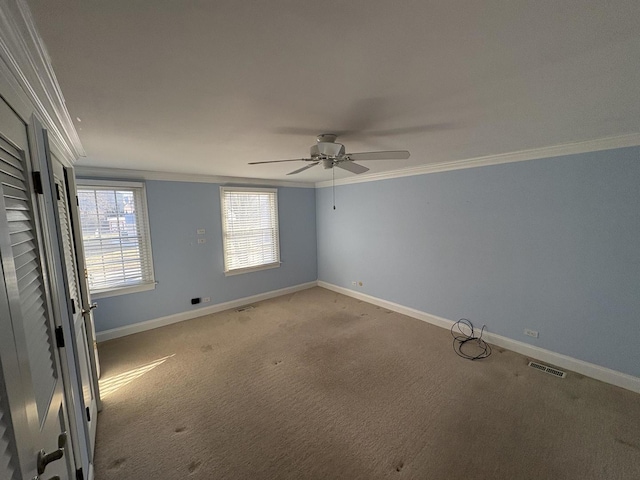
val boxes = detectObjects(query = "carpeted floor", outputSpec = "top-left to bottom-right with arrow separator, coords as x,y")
94,287 -> 640,479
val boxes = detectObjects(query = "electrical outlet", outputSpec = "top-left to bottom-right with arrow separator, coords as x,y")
203,297 -> 211,303
197,228 -> 206,234
197,238 -> 206,244
524,329 -> 539,338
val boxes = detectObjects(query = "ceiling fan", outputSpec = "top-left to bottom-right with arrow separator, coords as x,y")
248,134 -> 410,176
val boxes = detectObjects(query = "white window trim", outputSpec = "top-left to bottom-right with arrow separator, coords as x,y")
220,186 -> 281,276
77,179 -> 156,297
90,281 -> 156,299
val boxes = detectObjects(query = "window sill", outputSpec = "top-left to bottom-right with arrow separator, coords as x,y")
90,282 -> 156,299
224,262 -> 280,277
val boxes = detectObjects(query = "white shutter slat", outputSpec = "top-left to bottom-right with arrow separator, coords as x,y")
16,261 -> 40,287
2,195 -> 29,212
0,184 -> 28,201
8,230 -> 33,246
5,209 -> 30,223
0,136 -> 23,166
0,162 -> 25,186
0,391 -> 18,480
7,220 -> 30,236
1,139 -> 56,422
16,278 -> 42,310
54,175 -> 80,307
0,161 -> 24,182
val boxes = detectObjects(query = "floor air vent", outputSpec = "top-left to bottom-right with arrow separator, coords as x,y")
528,361 -> 566,378
235,305 -> 255,312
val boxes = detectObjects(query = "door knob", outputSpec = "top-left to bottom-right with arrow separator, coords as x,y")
82,302 -> 98,315
37,432 -> 66,475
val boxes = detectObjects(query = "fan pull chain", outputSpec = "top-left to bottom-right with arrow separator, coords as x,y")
332,167 -> 336,210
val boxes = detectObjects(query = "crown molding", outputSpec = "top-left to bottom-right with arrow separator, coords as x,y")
315,133 -> 640,188
77,132 -> 639,190
74,166 -> 316,188
0,0 -> 84,162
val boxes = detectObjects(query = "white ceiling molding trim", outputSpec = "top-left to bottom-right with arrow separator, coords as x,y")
74,166 -> 315,189
0,0 -> 84,162
315,133 -> 640,188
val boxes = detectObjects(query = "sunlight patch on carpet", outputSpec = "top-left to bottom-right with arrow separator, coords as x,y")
99,354 -> 175,397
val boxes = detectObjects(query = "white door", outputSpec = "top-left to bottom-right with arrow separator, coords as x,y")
52,157 -> 99,452
0,96 -> 74,479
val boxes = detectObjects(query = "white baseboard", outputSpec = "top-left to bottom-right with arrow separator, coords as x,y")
95,281 -> 317,342
317,281 -> 640,394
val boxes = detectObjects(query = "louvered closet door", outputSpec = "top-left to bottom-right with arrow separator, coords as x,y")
2,142 -> 57,419
54,158 -> 97,453
0,98 -> 72,479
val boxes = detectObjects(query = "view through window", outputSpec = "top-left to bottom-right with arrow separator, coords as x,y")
220,187 -> 280,275
77,181 -> 155,296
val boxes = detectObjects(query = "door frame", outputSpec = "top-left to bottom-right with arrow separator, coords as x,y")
65,170 -> 103,389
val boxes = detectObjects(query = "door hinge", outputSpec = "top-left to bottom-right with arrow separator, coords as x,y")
76,467 -> 84,480
32,171 -> 44,194
76,195 -> 79,206
71,298 -> 76,314
55,326 -> 65,348
55,183 -> 61,200
86,406 -> 91,422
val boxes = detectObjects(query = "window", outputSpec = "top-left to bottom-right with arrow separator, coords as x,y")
77,180 -> 155,297
220,187 -> 280,275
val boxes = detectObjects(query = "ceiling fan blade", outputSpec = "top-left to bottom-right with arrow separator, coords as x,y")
273,127 -> 358,137
368,123 -> 457,136
287,162 -> 319,175
335,161 -> 369,174
347,150 -> 410,161
248,158 -> 310,165
273,127 -> 326,136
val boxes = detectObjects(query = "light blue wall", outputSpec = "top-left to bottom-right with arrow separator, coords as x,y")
316,146 -> 640,378
89,181 -> 317,331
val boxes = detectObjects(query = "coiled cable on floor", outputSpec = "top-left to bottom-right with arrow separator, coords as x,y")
451,318 -> 492,360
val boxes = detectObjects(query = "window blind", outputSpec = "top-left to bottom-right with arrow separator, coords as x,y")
77,182 -> 154,293
220,187 -> 280,274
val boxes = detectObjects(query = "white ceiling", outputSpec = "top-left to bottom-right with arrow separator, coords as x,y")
27,0 -> 640,183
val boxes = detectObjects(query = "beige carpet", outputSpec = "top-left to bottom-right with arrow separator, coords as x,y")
94,287 -> 640,479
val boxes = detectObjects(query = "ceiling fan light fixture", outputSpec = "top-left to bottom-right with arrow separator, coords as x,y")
311,141 -> 344,158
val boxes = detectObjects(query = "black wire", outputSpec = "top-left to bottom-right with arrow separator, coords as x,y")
332,167 -> 336,210
450,318 -> 492,360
